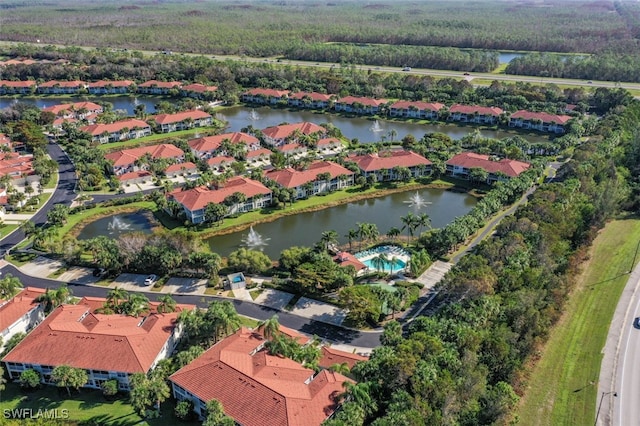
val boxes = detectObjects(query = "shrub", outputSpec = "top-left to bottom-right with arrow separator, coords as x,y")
19,369 -> 41,389
101,379 -> 119,397
175,400 -> 194,420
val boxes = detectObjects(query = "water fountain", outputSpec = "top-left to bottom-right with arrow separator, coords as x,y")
370,120 -> 383,132
404,191 -> 432,210
241,226 -> 270,249
107,216 -> 132,233
249,109 -> 261,121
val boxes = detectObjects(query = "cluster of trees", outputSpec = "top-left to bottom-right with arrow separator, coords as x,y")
284,44 -> 499,72
506,53 -> 640,84
324,90 -> 640,426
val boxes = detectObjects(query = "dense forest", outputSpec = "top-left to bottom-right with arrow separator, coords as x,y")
1,1 -> 639,60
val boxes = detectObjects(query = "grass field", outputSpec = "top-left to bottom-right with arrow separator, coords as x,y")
514,216 -> 640,425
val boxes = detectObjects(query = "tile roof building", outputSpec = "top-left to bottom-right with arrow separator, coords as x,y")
446,152 -> 531,183
242,88 -> 290,105
169,327 -> 353,425
0,287 -> 46,353
2,297 -> 192,392
43,102 -> 104,120
508,110 -> 572,133
80,119 -> 151,144
264,161 -> 354,199
389,100 -> 444,119
37,80 -> 86,94
334,96 -> 388,115
87,80 -> 135,94
262,122 -> 326,147
180,83 -> 218,99
287,92 -> 333,109
169,177 -> 272,224
348,150 -> 432,181
137,80 -> 182,95
0,80 -> 36,95
448,104 -> 504,124
105,143 -> 185,175
188,132 -> 260,159
151,110 -> 212,133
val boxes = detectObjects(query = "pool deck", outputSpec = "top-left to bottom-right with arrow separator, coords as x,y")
354,245 -> 411,273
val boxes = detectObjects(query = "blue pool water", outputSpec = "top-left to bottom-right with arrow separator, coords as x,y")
362,258 -> 406,274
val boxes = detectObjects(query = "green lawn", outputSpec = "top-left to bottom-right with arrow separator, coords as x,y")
96,126 -> 221,152
514,217 -> 640,425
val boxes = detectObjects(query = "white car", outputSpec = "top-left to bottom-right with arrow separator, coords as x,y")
144,274 -> 157,286
402,66 -> 412,72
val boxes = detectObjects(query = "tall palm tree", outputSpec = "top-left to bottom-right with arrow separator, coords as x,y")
257,314 -> 281,341
370,253 -> 388,273
0,274 -> 23,299
106,287 -> 129,310
124,293 -> 150,317
401,212 -> 419,241
328,362 -> 351,375
416,212 -> 432,237
156,294 -> 177,314
320,230 -> 339,252
386,227 -> 401,242
346,228 -> 359,252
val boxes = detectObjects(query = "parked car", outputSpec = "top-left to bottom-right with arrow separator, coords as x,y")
144,274 -> 158,286
402,66 -> 412,72
93,268 -> 106,277
634,317 -> 640,329
463,72 -> 470,76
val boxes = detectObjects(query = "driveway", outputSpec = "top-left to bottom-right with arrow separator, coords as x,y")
162,277 -> 208,295
111,273 -> 151,292
253,289 -> 294,311
58,266 -> 101,285
290,297 -> 348,327
22,256 -> 64,278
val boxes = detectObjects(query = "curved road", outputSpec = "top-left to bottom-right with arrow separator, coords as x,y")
0,263 -> 381,348
0,141 -> 77,254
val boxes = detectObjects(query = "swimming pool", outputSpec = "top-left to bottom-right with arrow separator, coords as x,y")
361,257 -> 406,274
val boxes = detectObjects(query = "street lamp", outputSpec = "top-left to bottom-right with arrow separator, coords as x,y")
594,390 -> 618,426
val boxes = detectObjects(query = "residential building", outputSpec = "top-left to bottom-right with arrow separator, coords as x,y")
448,104 -> 503,124
37,80 -> 86,94
151,110 -> 212,133
2,297 -> 192,392
349,150 -> 432,181
180,83 -> 218,99
261,122 -> 326,147
389,100 -> 444,119
446,152 -> 531,183
188,132 -> 259,159
0,287 -> 46,353
87,80 -> 135,95
118,170 -> 153,186
80,119 -> 151,144
241,88 -> 290,105
207,155 -> 235,171
334,96 -> 388,115
264,160 -> 354,199
137,80 -> 182,95
508,110 -> 572,133
165,161 -> 198,178
276,142 -> 307,158
0,152 -> 37,185
169,327 -> 353,425
0,80 -> 36,95
43,102 -> 104,121
287,92 -> 332,109
104,143 -> 185,176
168,177 -> 272,224
246,148 -> 273,166
318,346 -> 369,370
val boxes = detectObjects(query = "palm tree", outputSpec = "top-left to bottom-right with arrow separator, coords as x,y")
0,273 -> 23,299
345,228 -> 359,252
257,314 -> 281,341
156,294 -> 177,314
124,293 -> 150,317
401,212 -> 419,241
328,362 -> 351,375
370,253 -> 388,273
386,227 -> 401,242
320,230 -> 339,252
106,287 -> 129,310
416,212 -> 432,237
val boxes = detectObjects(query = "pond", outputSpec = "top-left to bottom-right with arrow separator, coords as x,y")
77,212 -> 154,240
205,187 -> 477,259
217,106 -> 546,144
0,95 -> 158,115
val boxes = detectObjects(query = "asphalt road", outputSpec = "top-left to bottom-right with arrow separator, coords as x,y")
0,263 -> 381,348
0,142 -> 77,254
598,261 -> 640,425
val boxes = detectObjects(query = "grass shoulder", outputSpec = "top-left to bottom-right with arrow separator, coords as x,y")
513,216 -> 640,425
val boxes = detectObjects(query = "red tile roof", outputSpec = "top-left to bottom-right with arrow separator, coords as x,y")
446,152 -> 531,177
2,297 -> 192,374
165,161 -> 198,173
118,170 -> 152,182
138,80 -> 182,89
349,150 -> 431,171
336,96 -> 387,107
390,100 -> 444,111
80,119 -> 150,137
207,156 -> 235,167
105,143 -> 184,168
244,88 -> 290,98
170,177 -> 271,211
170,328 -> 351,426
87,80 -> 134,88
43,102 -> 103,116
152,110 -> 212,125
181,83 -> 218,93
0,152 -> 35,179
318,346 -> 369,370
449,104 -> 503,116
38,80 -> 85,88
52,118 -> 78,127
0,287 -> 46,332
316,137 -> 341,147
246,148 -> 273,159
288,92 -> 332,101
262,122 -> 325,141
332,252 -> 367,272
277,143 -> 305,153
188,132 -> 258,153
0,80 -> 36,88
265,161 -> 353,189
510,110 -> 572,124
